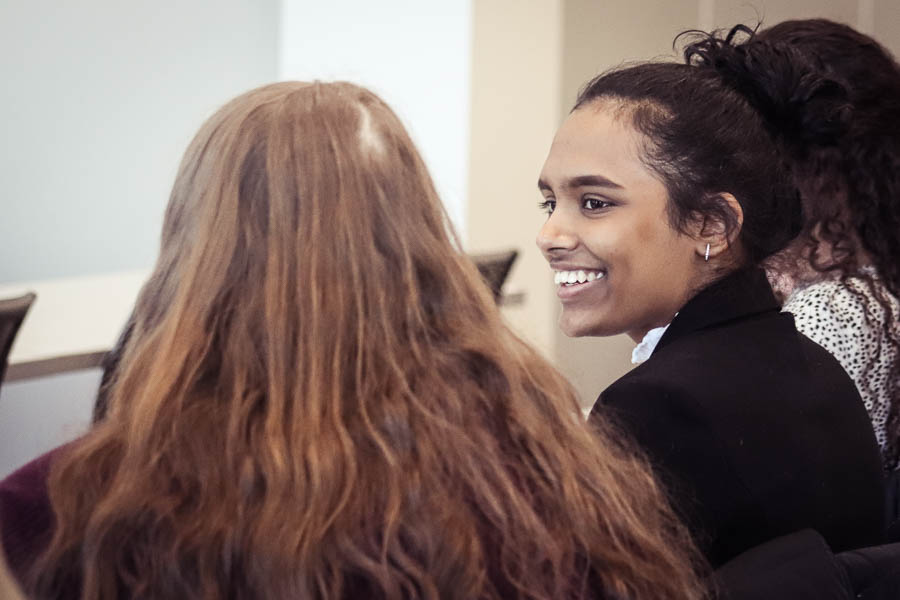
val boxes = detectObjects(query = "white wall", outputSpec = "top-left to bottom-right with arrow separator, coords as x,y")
1,1 -> 473,477
0,0 -> 279,476
279,0 -> 472,235
1,1 -> 471,282
0,370 -> 101,479
0,0 -> 279,283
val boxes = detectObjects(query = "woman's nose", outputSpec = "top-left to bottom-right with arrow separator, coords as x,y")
536,212 -> 577,257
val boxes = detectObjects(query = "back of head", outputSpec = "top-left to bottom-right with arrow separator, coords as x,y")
755,19 -> 900,293
753,20 -> 900,469
33,82 -> 704,599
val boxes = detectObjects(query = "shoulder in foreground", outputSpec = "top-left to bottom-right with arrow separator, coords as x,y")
0,444 -> 73,534
0,448 -> 59,503
0,446 -> 67,589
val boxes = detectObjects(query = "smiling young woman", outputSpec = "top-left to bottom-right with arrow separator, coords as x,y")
537,32 -> 886,567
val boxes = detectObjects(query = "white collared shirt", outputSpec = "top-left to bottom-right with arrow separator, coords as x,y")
631,322 -> 671,365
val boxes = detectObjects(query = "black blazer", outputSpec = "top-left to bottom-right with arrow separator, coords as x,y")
590,268 -> 885,567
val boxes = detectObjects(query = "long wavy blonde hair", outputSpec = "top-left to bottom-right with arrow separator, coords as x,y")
32,82 -> 704,599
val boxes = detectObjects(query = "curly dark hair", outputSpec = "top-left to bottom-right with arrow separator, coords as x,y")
746,19 -> 900,470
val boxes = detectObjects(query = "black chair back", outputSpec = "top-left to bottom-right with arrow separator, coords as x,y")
469,250 -> 518,303
885,468 -> 900,543
0,293 -> 36,385
714,528 -> 900,600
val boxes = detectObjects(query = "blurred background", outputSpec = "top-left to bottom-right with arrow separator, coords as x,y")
2,0 -> 898,477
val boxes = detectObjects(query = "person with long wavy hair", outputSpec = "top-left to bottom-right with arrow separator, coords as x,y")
0,81 -> 704,599
752,19 -> 900,476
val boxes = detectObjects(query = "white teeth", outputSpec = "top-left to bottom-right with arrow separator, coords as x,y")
553,269 -> 605,285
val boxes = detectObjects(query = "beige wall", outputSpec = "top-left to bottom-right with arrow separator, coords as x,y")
713,0 -> 857,28
562,0 -> 699,104
466,0 -> 564,355
468,0 -> 900,412
875,0 -> 900,59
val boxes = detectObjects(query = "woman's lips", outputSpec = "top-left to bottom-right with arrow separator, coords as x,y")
555,270 -> 606,300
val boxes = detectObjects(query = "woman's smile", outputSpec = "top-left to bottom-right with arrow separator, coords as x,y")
554,268 -> 607,300
554,269 -> 606,285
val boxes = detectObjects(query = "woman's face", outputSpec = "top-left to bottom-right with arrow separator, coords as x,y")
537,103 -> 704,342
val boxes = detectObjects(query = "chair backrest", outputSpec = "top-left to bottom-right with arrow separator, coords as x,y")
469,250 -> 519,302
714,528 -> 900,599
0,293 -> 36,385
836,541 -> 900,599
885,468 -> 900,543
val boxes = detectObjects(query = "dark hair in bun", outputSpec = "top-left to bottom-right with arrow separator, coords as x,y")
683,24 -> 851,151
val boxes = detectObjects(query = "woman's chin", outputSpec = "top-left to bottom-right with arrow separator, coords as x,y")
558,313 -> 622,338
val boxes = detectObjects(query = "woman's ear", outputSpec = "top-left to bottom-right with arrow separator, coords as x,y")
693,193 -> 744,261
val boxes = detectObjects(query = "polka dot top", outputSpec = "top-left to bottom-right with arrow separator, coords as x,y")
784,275 -> 900,470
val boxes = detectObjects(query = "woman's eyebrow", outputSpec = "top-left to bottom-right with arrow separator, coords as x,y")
566,174 -> 623,189
537,174 -> 623,193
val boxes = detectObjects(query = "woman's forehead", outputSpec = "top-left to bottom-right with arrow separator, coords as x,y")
540,106 -> 651,189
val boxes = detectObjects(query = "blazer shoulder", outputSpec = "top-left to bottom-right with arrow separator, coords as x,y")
600,347 -> 716,413
597,368 -> 722,448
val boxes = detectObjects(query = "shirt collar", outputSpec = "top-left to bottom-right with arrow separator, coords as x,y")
631,322 -> 672,365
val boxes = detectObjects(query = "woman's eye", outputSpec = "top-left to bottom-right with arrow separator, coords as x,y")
582,198 -> 610,211
538,199 -> 556,215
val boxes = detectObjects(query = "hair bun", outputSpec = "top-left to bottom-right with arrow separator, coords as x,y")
682,24 -> 851,147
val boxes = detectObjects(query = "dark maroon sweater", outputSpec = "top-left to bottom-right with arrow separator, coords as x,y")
0,447 -> 63,590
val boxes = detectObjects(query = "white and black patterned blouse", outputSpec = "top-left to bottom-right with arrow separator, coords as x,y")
783,275 -> 900,469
